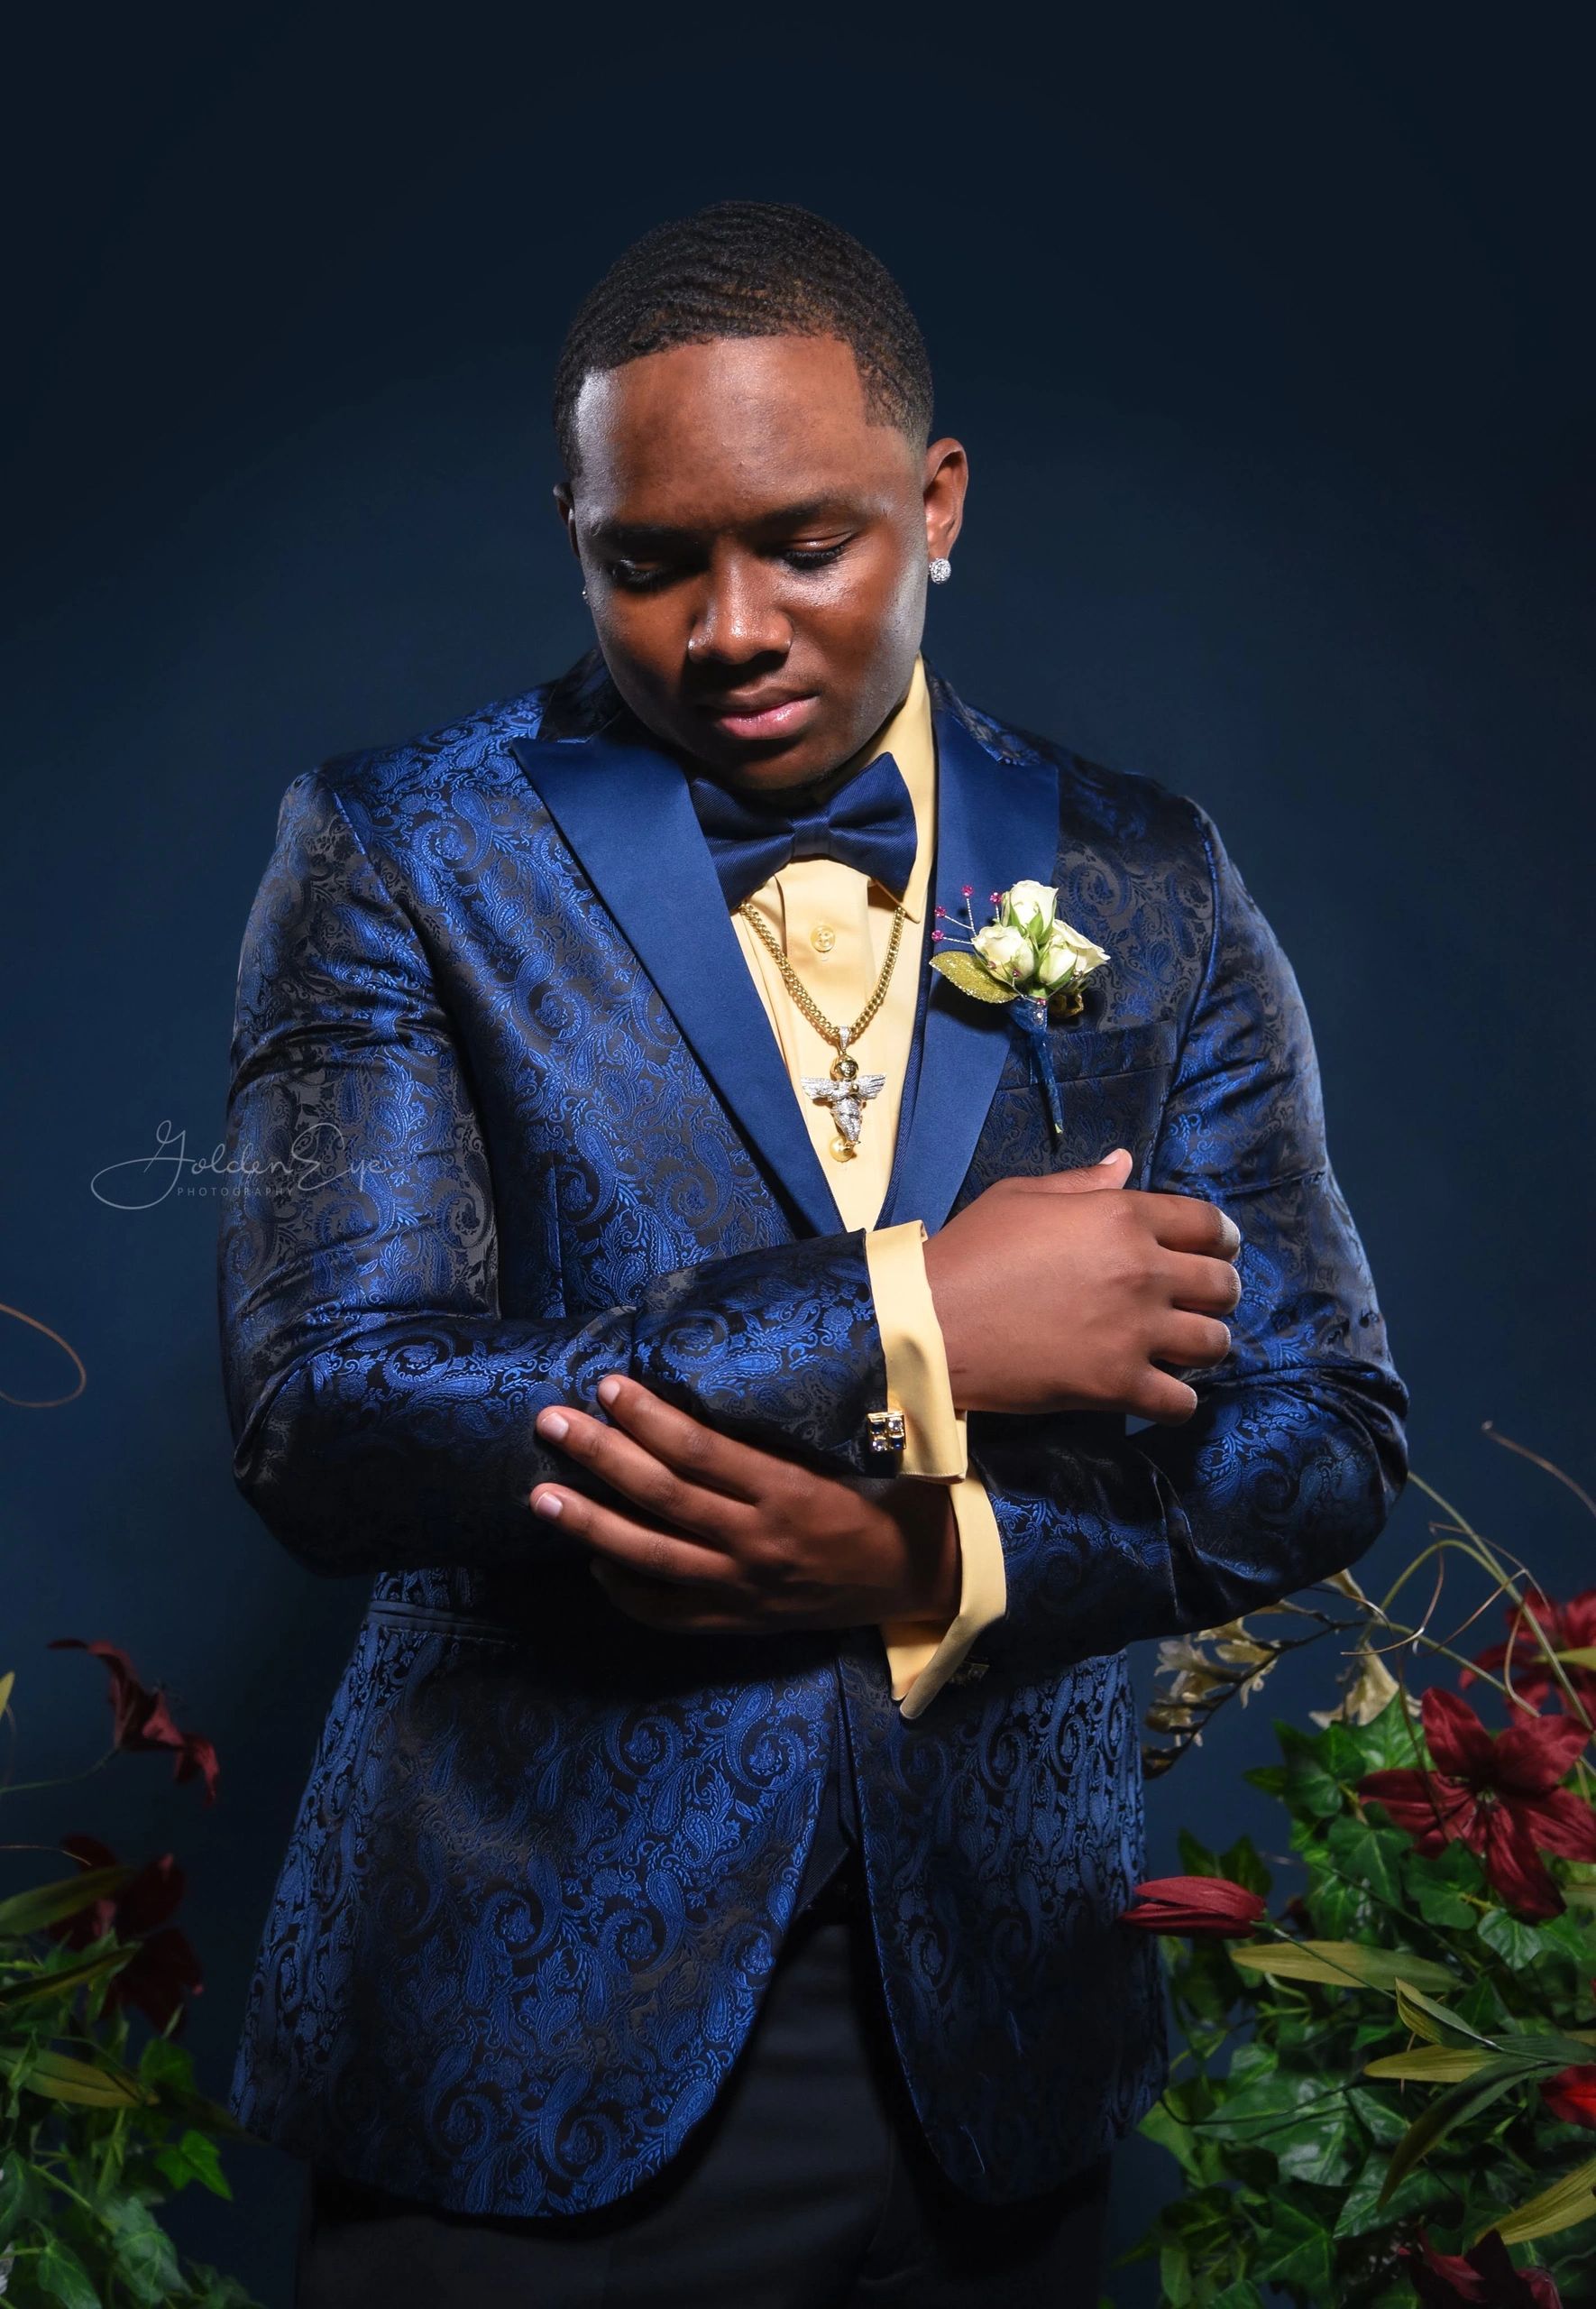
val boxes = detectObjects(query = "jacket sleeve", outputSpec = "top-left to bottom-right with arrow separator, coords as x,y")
968,803 -> 1408,1680
217,768 -> 891,1578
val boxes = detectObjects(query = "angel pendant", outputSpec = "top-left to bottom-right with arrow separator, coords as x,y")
803,1044 -> 887,1164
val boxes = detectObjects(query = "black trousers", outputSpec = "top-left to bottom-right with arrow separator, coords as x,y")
294,1870 -> 1111,2307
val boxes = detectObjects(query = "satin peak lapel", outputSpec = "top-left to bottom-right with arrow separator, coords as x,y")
509,730 -> 843,1238
881,695 -> 1061,1233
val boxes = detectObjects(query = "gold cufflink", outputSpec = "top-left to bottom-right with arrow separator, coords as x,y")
867,1410 -> 907,1455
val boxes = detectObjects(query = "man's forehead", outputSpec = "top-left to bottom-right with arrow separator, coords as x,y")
568,336 -> 916,526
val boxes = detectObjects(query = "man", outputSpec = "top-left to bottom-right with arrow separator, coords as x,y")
218,198 -> 1408,2304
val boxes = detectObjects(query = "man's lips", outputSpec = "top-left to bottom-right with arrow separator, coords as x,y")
697,692 -> 820,741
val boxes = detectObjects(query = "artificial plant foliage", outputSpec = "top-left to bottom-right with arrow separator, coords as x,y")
0,1643 -> 262,2306
1124,1455 -> 1596,2307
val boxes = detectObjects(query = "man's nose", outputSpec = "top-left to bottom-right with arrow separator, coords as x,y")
686,557 -> 790,662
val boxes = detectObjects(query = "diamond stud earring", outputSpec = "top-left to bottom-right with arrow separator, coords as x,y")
928,557 -> 952,584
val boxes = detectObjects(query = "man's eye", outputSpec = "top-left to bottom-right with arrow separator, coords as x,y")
601,540 -> 849,590
605,560 -> 670,591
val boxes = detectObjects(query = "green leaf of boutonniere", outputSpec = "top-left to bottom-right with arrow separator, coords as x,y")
930,952 -> 1015,1004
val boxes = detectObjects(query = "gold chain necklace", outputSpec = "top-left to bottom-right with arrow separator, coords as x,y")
738,898 -> 906,1162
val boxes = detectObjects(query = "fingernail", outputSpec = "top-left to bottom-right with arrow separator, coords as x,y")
537,1410 -> 570,1442
597,1376 -> 622,1408
1102,1147 -> 1130,1165
532,1491 -> 564,1519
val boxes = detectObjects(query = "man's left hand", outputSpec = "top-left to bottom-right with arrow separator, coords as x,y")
530,1375 -> 959,1634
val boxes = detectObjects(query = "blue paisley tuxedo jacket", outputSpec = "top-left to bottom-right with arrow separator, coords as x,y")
218,647 -> 1408,2216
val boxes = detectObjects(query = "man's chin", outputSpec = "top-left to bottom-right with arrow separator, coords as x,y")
668,719 -> 858,794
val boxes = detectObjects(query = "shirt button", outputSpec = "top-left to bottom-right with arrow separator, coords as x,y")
810,923 -> 837,954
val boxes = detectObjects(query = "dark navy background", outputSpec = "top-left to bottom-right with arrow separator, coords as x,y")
4,9 -> 1591,2300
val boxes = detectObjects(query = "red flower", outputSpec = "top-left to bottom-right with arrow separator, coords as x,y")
1413,2235 -> 1561,2309
46,1833 -> 203,2033
1360,1688 -> 1596,1920
49,1637 -> 219,1803
1407,2228 -> 1562,2306
1120,1875 -> 1268,1936
1464,1587 -> 1596,1717
1541,2064 -> 1596,2129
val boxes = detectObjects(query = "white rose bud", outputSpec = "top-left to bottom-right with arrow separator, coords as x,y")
1035,920 -> 1110,993
1002,879 -> 1059,940
972,922 -> 1036,986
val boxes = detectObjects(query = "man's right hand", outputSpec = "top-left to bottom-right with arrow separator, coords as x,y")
921,1148 -> 1243,1425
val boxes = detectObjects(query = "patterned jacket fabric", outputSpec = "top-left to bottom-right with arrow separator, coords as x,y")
218,649 -> 1408,2213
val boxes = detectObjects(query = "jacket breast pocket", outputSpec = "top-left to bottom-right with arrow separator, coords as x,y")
962,1016 -> 1181,1198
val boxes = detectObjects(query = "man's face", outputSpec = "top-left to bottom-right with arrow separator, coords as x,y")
555,334 -> 967,792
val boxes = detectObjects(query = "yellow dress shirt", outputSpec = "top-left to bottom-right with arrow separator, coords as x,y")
730,653 -> 1007,1720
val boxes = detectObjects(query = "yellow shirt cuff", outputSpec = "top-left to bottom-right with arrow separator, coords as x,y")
881,1476 -> 1008,1719
862,1219 -> 966,1480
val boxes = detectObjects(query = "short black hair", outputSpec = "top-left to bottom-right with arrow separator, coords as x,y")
552,198 -> 933,482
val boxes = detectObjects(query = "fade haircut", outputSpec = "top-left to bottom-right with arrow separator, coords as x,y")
552,198 -> 934,483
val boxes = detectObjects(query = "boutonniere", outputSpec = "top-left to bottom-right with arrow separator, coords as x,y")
931,880 -> 1109,1136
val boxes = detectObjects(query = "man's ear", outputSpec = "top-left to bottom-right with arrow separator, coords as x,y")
922,437 -> 968,562
553,482 -> 581,559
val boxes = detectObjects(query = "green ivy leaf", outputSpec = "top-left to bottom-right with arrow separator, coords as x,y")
153,2127 -> 233,2200
1536,1910 -> 1596,1964
102,2192 -> 184,2304
1455,1977 -> 1516,2038
1246,2196 -> 1337,2293
137,2036 -> 196,2093
35,2236 -> 100,2309
1218,1836 -> 1273,1899
1315,1718 -> 1376,1785
1156,2237 -> 1196,2304
1325,1814 -> 1408,1909
1276,1724 -> 1345,1821
1335,2147 -> 1453,2239
1477,1908 -> 1548,1971
1342,1691 -> 1427,1776
1204,2053 -> 1357,2186
182,2267 -> 261,2309
1309,1862 -> 1371,1942
1177,1829 -> 1223,1878
1347,2084 -> 1409,2148
1141,2093 -> 1226,2187
1173,1939 -> 1251,2027
1406,1842 -> 1481,1929
1243,1763 -> 1289,1799
0,2155 -> 37,2245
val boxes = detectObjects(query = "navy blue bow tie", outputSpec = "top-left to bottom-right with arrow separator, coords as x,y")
686,750 -> 918,914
